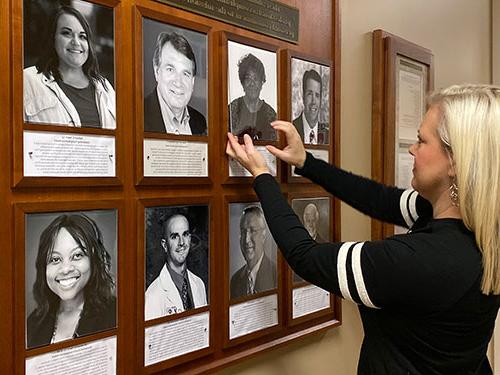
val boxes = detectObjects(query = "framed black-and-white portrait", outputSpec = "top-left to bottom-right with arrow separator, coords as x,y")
228,202 -> 277,300
25,209 -> 118,349
142,18 -> 208,136
23,0 -> 115,129
227,40 -> 277,142
291,57 -> 330,145
291,197 -> 330,283
144,205 -> 209,320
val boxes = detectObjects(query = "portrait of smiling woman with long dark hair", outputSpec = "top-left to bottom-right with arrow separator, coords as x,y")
23,3 -> 115,129
26,213 -> 116,349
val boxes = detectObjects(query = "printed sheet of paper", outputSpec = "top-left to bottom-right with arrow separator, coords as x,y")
229,146 -> 277,177
24,131 -> 115,177
144,312 -> 209,366
292,148 -> 329,176
292,284 -> 330,319
397,144 -> 414,189
395,143 -> 414,235
396,57 -> 425,142
394,57 -> 426,235
144,139 -> 208,177
229,294 -> 278,339
26,336 -> 116,375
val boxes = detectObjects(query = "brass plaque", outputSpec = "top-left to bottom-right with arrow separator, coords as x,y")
154,0 -> 299,43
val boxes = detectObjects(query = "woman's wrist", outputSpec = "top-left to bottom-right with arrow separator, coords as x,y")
253,168 -> 270,178
295,151 -> 306,169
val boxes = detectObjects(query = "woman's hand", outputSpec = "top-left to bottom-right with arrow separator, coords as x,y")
226,133 -> 270,177
266,121 -> 306,168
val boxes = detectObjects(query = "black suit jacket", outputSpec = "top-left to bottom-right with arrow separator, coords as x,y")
144,89 -> 207,135
230,253 -> 277,299
292,113 -> 329,144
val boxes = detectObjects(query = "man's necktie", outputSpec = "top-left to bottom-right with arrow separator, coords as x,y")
247,273 -> 255,295
181,277 -> 193,310
309,129 -> 315,144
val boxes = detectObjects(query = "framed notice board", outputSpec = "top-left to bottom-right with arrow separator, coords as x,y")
371,30 -> 434,240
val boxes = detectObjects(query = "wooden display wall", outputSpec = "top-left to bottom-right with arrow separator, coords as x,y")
0,0 -> 341,373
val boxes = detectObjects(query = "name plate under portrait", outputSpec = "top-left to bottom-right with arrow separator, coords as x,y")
144,312 -> 209,366
291,148 -> 329,177
229,146 -> 276,177
144,139 -> 208,177
24,131 -> 115,177
229,294 -> 278,339
292,284 -> 330,319
26,336 -> 116,375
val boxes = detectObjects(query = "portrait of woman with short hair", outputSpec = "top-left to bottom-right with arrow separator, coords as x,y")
228,41 -> 277,142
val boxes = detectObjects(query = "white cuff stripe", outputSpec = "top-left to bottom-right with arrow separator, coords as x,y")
400,189 -> 414,227
337,242 -> 355,302
352,242 -> 379,309
408,190 -> 418,223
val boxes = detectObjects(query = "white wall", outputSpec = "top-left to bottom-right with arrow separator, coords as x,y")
220,1 -> 491,373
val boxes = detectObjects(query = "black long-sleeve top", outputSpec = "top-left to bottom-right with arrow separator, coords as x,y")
253,152 -> 500,375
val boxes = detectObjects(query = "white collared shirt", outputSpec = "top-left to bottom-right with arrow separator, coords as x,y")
302,112 -> 318,145
157,87 -> 192,135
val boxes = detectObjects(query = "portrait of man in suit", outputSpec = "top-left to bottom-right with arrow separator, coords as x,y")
292,68 -> 329,145
303,203 -> 326,243
291,198 -> 330,283
230,205 -> 277,299
144,31 -> 207,135
145,213 -> 207,320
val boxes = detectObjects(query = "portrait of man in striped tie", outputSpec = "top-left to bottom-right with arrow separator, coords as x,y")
145,212 -> 207,320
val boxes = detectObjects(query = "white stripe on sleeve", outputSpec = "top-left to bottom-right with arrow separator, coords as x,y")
352,242 -> 379,309
399,189 -> 414,227
408,190 -> 418,223
337,242 -> 356,302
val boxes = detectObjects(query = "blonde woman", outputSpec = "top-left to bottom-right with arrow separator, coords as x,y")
226,85 -> 500,374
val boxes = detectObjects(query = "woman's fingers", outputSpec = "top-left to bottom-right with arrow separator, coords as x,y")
271,120 -> 294,135
227,133 -> 246,160
243,133 -> 255,152
226,133 -> 270,176
266,144 -> 286,159
226,139 -> 236,159
267,120 -> 306,167
272,120 -> 302,145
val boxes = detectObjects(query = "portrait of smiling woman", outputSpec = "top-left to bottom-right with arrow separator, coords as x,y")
25,211 -> 117,349
23,1 -> 115,128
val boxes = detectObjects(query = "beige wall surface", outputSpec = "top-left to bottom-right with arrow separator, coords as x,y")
219,0 -> 491,374
494,0 -> 500,84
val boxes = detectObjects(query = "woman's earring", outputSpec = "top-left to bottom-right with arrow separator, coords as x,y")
449,180 -> 459,207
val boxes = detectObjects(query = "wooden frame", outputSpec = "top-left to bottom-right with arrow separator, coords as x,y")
222,194 -> 284,348
134,5 -> 215,186
137,196 -> 215,372
14,200 -> 124,373
280,50 -> 333,183
287,193 -> 337,326
220,32 -> 282,184
371,30 -> 434,240
12,0 -> 123,187
2,0 -> 342,373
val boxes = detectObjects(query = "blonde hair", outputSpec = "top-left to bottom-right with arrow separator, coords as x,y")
429,84 -> 500,295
